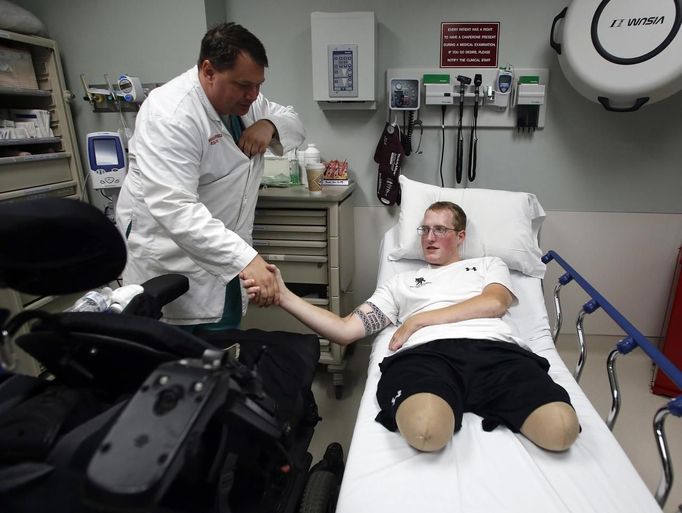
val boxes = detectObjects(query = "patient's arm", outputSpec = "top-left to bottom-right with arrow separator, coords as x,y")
241,265 -> 391,346
389,283 -> 513,351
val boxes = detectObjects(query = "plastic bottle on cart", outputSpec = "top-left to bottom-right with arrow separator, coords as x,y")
68,287 -> 113,312
288,150 -> 300,185
303,143 -> 321,166
303,144 -> 321,188
296,148 -> 307,186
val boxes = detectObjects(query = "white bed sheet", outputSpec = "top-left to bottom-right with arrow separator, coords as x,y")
336,226 -> 661,513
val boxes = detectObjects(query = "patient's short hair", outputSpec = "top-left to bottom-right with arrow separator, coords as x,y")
427,201 -> 467,231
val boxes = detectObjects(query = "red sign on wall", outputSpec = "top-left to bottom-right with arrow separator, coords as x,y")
441,22 -> 500,67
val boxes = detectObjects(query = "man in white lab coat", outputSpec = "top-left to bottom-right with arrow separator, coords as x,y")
116,22 -> 304,330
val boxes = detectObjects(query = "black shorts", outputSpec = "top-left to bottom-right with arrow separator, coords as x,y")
375,338 -> 572,434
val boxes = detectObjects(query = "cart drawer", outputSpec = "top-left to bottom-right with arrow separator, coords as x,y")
254,209 -> 326,226
253,239 -> 327,257
277,259 -> 328,284
241,297 -> 329,337
252,224 -> 327,241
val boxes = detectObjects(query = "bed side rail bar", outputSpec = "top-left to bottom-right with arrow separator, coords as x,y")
542,250 -> 682,390
542,250 -> 682,508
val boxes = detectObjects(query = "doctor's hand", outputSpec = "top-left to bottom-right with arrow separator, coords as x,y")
240,255 -> 280,307
389,314 -> 424,352
241,263 -> 287,306
238,119 -> 277,157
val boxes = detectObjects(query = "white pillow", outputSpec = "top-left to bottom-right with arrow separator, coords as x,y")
388,175 -> 546,278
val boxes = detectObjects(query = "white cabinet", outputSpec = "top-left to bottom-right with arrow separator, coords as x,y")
241,184 -> 355,397
0,30 -> 87,375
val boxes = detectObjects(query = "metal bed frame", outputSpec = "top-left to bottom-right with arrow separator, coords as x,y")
543,250 -> 682,509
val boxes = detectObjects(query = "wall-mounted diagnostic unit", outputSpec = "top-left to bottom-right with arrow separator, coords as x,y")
87,131 -> 127,189
390,78 -> 421,110
386,67 -> 548,129
328,44 -> 358,98
311,11 -> 376,109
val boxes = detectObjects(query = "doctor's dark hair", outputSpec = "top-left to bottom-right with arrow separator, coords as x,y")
198,22 -> 268,70
427,201 -> 467,231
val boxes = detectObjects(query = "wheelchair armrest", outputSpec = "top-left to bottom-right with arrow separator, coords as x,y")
122,274 -> 189,319
140,274 -> 189,305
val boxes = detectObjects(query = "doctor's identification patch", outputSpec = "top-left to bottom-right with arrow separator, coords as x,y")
208,133 -> 223,145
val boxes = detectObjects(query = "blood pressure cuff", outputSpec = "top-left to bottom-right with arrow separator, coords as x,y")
374,122 -> 404,206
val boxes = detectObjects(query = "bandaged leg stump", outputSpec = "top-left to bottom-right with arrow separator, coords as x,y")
520,401 -> 579,452
396,392 -> 455,452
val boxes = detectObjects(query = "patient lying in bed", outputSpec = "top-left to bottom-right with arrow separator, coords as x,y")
243,201 -> 579,453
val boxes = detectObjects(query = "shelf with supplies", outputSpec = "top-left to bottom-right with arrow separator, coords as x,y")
0,29 -> 88,376
0,151 -> 69,164
0,136 -> 60,146
0,85 -> 52,97
0,29 -> 85,202
241,184 -> 356,398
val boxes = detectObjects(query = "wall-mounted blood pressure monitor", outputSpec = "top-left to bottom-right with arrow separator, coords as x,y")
87,131 -> 127,189
389,78 -> 421,110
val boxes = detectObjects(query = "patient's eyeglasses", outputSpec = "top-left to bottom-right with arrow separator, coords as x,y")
416,225 -> 459,238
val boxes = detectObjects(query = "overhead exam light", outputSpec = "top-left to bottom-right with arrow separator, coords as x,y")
550,0 -> 682,112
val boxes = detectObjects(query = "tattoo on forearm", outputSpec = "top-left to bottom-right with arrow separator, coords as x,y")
353,302 -> 388,336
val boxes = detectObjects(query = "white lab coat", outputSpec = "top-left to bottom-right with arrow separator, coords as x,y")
115,67 -> 305,324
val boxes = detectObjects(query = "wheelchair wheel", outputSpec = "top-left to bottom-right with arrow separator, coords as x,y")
298,470 -> 339,513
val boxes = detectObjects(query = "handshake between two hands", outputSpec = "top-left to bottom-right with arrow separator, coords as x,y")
239,260 -> 284,307
238,255 -> 417,351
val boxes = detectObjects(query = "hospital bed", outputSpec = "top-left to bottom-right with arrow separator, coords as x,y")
336,176 -> 679,513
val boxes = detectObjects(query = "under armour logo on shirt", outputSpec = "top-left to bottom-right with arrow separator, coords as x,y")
466,266 -> 477,271
391,389 -> 402,406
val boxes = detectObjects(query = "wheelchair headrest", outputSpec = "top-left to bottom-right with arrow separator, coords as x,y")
0,198 -> 126,295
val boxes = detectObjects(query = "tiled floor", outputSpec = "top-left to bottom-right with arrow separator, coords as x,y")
308,343 -> 371,465
309,335 -> 682,513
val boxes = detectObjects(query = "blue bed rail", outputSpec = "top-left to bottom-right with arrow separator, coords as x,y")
542,250 -> 681,508
542,250 -> 682,392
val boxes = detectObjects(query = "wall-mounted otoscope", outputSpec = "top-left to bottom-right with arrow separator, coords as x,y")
455,75 -> 471,184
468,74 -> 482,182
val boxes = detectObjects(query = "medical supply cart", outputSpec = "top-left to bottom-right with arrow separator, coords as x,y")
241,184 -> 355,398
0,30 -> 87,375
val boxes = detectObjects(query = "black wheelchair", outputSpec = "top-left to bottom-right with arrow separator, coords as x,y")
0,198 -> 344,513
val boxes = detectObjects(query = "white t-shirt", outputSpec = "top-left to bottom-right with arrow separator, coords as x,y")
366,256 -> 527,352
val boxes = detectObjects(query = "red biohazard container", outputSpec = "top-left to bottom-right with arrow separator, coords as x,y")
652,247 -> 682,397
